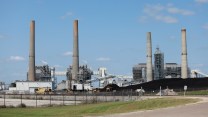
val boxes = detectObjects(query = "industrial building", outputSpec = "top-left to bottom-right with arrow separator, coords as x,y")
27,65 -> 56,82
5,18 -> 199,94
154,47 -> 164,80
164,63 -> 181,78
66,65 -> 93,83
133,46 -> 189,81
133,62 -> 190,81
0,82 -> 6,90
133,28 -> 190,82
133,63 -> 147,82
9,20 -> 55,94
9,81 -> 53,94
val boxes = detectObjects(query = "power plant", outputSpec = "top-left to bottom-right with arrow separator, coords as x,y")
133,29 -> 190,82
3,19 -> 208,94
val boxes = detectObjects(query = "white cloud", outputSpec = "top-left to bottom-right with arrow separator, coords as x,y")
61,12 -> 73,20
10,56 -> 25,61
96,57 -> 111,61
155,15 -> 178,23
41,60 -> 48,65
167,7 -> 194,15
63,51 -> 72,56
195,0 -> 208,3
140,4 -> 194,24
202,23 -> 208,29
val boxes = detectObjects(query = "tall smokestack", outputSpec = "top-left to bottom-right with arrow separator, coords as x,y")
181,28 -> 188,79
72,20 -> 79,82
28,20 -> 35,81
146,32 -> 153,82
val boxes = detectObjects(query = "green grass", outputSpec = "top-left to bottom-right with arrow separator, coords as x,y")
178,90 -> 208,95
0,97 -> 199,117
186,90 -> 208,95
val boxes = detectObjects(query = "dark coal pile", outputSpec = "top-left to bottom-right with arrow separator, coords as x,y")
101,78 -> 208,92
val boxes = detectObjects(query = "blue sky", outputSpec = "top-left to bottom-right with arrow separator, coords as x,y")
0,0 -> 208,83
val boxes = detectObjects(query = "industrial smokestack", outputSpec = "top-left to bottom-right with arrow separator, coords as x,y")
146,32 -> 153,82
72,20 -> 79,82
181,28 -> 188,79
28,20 -> 35,81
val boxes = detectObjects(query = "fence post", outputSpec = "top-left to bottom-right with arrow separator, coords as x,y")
122,90 -> 124,101
21,94 -> 22,105
4,94 -> 5,107
75,94 -> 76,106
113,92 -> 115,102
50,94 -> 51,106
96,93 -> 97,103
105,92 -> 107,102
63,95 -> 64,106
136,92 -> 138,100
85,93 -> 87,104
36,94 -> 37,108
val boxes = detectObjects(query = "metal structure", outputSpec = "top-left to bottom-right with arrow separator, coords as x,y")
191,70 -> 208,78
28,20 -> 36,81
181,28 -> 188,79
0,82 -> 5,90
67,65 -> 93,84
133,63 -> 147,82
35,65 -> 52,81
133,63 -> 190,81
164,63 -> 181,78
146,32 -> 153,82
154,47 -> 164,80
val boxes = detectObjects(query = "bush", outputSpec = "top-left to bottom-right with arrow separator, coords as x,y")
7,105 -> 15,108
17,103 -> 26,108
0,105 -> 6,108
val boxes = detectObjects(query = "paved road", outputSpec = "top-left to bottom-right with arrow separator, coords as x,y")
104,97 -> 208,117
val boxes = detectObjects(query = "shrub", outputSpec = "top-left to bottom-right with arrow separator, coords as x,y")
0,105 -> 6,108
17,103 -> 26,108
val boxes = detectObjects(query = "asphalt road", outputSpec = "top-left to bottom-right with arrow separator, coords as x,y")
104,97 -> 208,117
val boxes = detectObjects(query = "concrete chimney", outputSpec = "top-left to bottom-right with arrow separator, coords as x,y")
146,32 -> 153,82
181,28 -> 188,79
28,20 -> 35,81
72,20 -> 79,82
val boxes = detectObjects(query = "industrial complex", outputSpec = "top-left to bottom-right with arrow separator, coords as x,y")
0,19 -> 208,95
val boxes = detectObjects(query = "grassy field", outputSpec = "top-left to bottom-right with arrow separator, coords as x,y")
178,90 -> 208,95
186,90 -> 208,95
0,97 -> 199,117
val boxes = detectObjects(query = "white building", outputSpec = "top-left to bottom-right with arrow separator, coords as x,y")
0,82 -> 6,90
9,81 -> 53,94
98,67 -> 107,77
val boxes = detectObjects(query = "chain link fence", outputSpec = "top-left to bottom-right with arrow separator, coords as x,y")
0,90 -> 143,108
1,88 -> 207,108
